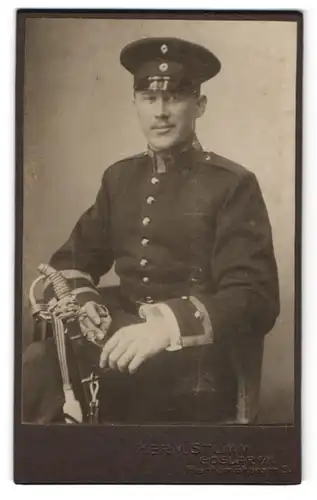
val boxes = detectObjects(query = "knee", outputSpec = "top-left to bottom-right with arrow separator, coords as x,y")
22,339 -> 55,365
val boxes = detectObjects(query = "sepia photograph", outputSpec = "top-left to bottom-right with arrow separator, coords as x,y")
15,10 -> 301,484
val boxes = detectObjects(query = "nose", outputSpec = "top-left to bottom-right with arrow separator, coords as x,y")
154,96 -> 170,119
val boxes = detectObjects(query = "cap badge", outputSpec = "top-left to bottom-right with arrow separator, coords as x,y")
160,44 -> 168,54
159,62 -> 168,72
148,76 -> 170,91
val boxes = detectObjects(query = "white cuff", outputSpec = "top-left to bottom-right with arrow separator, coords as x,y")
189,295 -> 213,340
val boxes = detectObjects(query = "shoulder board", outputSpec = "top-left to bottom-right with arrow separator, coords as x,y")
198,150 -> 250,178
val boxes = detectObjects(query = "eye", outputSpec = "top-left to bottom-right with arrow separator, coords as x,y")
168,93 -> 183,103
142,93 -> 156,103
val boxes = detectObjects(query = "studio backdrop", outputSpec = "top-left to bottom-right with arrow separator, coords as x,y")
22,17 -> 297,423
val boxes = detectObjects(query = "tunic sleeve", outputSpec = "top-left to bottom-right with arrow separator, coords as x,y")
44,170 -> 114,306
162,171 -> 280,344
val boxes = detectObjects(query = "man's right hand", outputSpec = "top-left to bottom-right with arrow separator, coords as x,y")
78,301 -> 111,343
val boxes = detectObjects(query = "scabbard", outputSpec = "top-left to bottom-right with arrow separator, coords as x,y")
65,320 -> 103,423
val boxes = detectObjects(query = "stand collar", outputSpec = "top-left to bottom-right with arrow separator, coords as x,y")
147,135 -> 203,173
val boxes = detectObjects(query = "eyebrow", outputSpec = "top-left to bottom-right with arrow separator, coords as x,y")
138,91 -> 156,96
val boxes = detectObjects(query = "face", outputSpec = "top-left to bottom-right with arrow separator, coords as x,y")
133,89 -> 207,152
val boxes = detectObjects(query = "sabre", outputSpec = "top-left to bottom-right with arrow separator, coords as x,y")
29,263 -> 111,424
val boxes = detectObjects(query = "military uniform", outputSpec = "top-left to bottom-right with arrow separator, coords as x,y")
22,37 -> 280,424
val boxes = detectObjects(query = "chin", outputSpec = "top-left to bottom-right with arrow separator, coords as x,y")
149,136 -> 181,152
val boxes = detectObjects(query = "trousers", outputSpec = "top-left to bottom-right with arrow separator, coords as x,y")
22,290 -> 238,424
22,338 -> 238,424
22,338 -> 64,423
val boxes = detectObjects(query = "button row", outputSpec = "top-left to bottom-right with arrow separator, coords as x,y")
142,217 -> 151,226
146,196 -> 155,204
140,177 -> 160,287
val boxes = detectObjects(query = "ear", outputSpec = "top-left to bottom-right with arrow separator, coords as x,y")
195,95 -> 207,119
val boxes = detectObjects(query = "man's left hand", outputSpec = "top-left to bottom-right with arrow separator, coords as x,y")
78,301 -> 111,344
99,321 -> 170,374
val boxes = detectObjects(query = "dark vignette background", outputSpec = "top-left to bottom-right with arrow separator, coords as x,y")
20,12 -> 297,426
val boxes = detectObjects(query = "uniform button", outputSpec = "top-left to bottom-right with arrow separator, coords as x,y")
146,196 -> 155,204
205,154 -> 211,161
141,238 -> 149,246
145,296 -> 154,304
143,276 -> 150,283
181,296 -> 188,300
151,177 -> 159,184
142,217 -> 151,226
194,310 -> 201,319
140,259 -> 148,267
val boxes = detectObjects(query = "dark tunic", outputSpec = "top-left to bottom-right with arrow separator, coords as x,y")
26,146 -> 280,423
49,147 -> 279,337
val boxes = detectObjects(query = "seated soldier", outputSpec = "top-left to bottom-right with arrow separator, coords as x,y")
22,37 -> 280,425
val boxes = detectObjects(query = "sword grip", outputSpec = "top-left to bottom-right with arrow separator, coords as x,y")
38,263 -> 72,300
